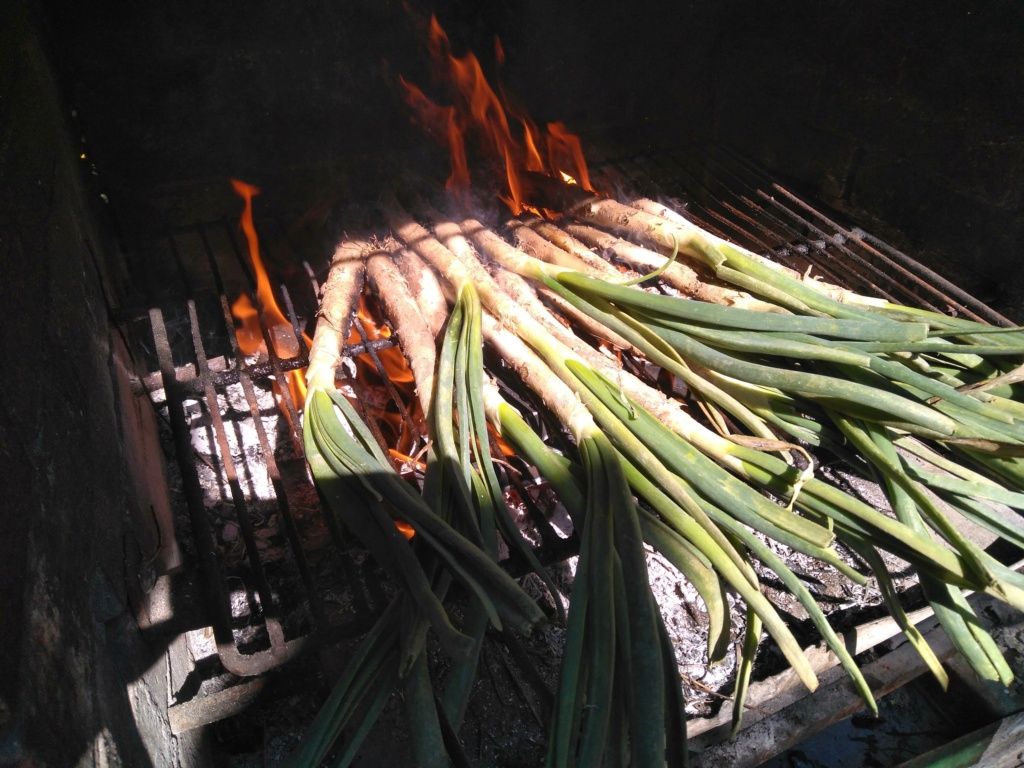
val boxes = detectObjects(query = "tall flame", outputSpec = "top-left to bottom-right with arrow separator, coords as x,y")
229,180 -> 312,414
399,15 -> 593,214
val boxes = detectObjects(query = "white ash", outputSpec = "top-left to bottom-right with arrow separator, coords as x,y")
547,503 -> 574,540
185,378 -> 283,507
645,549 -> 744,715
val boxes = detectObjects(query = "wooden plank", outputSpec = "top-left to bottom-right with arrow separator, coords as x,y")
690,619 -> 959,768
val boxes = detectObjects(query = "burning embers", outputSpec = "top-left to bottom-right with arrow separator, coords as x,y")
398,15 -> 593,214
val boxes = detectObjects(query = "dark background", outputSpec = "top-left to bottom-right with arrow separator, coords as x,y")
36,0 -> 1024,313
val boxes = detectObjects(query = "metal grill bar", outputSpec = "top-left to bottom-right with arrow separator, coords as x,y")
768,182 -> 1016,327
185,298 -> 309,672
693,150 -> 955,313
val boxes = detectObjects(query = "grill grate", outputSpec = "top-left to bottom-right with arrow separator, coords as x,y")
129,216 -> 390,727
119,145 -> 1015,740
130,210 -> 577,733
590,144 -> 1018,326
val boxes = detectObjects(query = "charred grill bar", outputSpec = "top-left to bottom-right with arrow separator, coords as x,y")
589,145 -> 1018,327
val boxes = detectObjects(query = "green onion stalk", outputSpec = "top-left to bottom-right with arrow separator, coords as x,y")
386,196 -> 696,764
384,198 -> 856,749
424,203 -> 1024,703
455,219 -> 1009,556
457,207 -> 1024,691
569,194 -> 1024,408
300,185 -> 1024,764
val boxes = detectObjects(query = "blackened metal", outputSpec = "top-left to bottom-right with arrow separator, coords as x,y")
279,283 -> 310,360
151,306 -> 231,639
700,149 -> 953,309
147,338 -> 399,397
151,307 -> 311,676
342,337 -> 401,358
217,218 -> 305,449
188,300 -> 286,640
253,300 -> 304,451
139,217 -> 385,722
344,369 -> 397,459
604,146 -> 1020,329
744,190 -> 909,307
502,468 -> 567,555
167,664 -> 321,734
690,149 -> 1002,322
735,179 -> 944,310
771,183 -> 1017,327
303,260 -> 321,297
169,677 -> 268,734
209,227 -> 381,641
214,296 -> 330,634
188,299 -> 309,672
173,354 -> 309,394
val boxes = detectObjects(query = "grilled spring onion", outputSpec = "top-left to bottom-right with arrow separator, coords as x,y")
289,190 -> 1024,766
446,209 -> 1024,694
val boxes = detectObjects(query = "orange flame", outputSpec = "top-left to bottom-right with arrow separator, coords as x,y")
346,293 -> 421,460
398,77 -> 469,193
547,122 -> 591,192
400,15 -> 593,214
229,180 -> 312,415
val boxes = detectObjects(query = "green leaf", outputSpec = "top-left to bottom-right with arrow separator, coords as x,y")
557,270 -> 926,341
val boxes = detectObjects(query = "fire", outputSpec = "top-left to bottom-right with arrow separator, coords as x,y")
229,180 -> 312,415
399,15 -> 594,214
488,422 -> 517,458
347,294 -> 422,460
348,295 -> 421,542
547,123 -> 591,191
354,296 -> 414,387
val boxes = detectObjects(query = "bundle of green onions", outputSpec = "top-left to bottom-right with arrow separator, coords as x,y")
295,241 -> 554,766
293,188 -> 1024,766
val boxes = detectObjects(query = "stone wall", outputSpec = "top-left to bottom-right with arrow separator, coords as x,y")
0,4 -> 200,765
